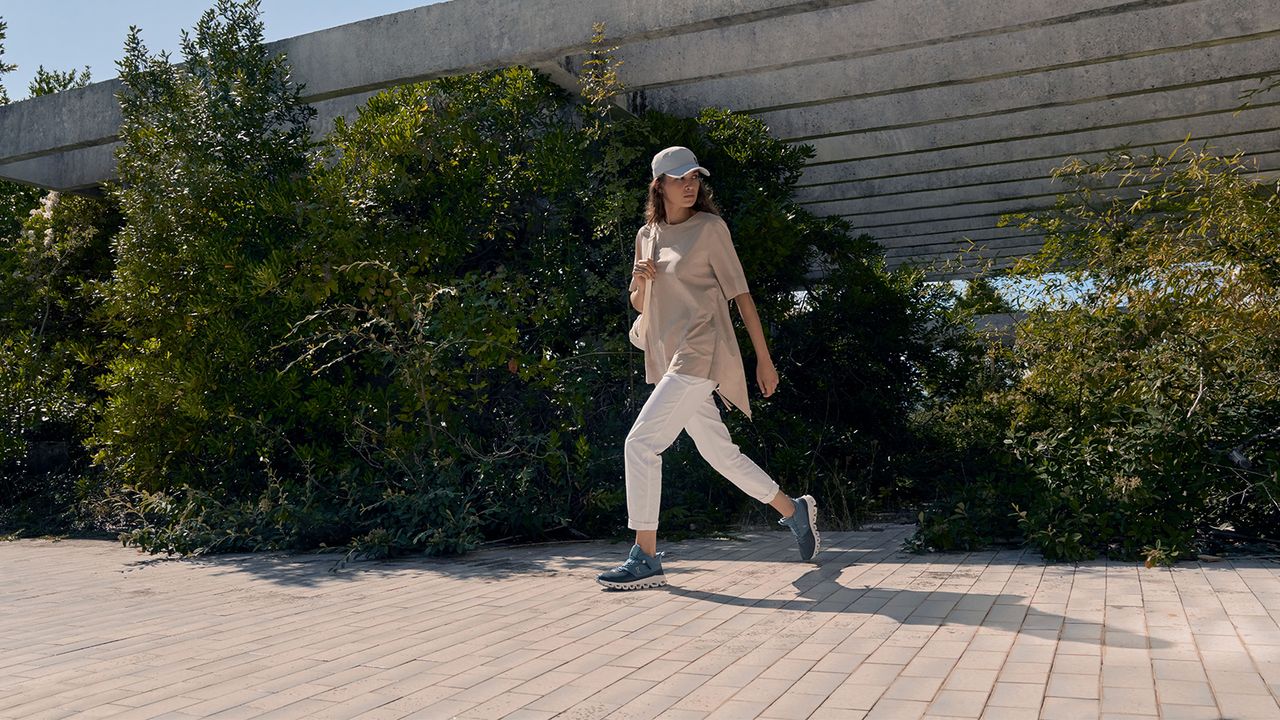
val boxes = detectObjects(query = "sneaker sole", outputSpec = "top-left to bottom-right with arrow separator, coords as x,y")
800,494 -> 821,561
596,576 -> 667,590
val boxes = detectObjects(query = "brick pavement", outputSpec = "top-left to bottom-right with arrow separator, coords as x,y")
2,525 -> 1279,719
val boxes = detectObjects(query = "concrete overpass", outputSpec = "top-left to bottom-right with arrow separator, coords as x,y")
1,0 -> 1277,277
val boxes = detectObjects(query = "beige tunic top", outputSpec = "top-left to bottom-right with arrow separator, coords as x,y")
629,212 -> 753,419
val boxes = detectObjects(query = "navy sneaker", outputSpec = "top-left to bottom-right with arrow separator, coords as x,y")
596,544 -> 667,590
779,494 -> 821,562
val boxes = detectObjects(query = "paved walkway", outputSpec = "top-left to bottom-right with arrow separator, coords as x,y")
2,525 -> 1279,720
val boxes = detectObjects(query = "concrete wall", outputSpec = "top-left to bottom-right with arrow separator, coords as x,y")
2,0 -> 1276,277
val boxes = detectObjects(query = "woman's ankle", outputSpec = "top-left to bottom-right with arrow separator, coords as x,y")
768,490 -> 797,519
635,530 -> 658,557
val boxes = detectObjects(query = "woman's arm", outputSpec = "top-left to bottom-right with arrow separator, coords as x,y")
628,226 -> 652,314
731,292 -> 779,397
629,280 -> 646,313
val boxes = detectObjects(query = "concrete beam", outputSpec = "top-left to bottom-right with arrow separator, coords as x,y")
624,0 -> 1276,116
0,80 -> 123,166
273,0 -> 851,102
816,176 -> 1073,216
3,0 -> 1277,277
884,234 -> 1046,260
794,138 -> 1279,205
885,220 -> 1043,241
795,80 -> 1275,165
889,255 -> 1025,279
819,156 -> 1279,219
887,257 -> 1044,283
900,244 -> 1036,263
851,207 -> 1055,239
877,226 -> 1038,252
607,0 -> 1140,93
0,143 -> 118,192
0,90 -> 381,190
795,113 -> 1280,190
891,242 -> 1048,267
809,159 -> 1272,258
753,37 -> 1279,141
0,0 -> 840,177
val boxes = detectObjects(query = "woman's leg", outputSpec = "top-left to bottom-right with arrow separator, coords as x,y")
635,529 -> 657,557
684,392 -> 821,560
623,373 -> 718,546
768,491 -> 798,519
682,391 -> 781,504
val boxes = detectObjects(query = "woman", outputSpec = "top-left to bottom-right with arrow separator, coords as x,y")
596,146 -> 820,591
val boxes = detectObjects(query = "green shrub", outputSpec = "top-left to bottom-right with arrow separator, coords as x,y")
956,277 -> 1014,315
0,190 -> 120,536
911,143 -> 1280,563
17,4 -> 991,556
93,0 -> 315,498
896,275 -> 1031,553
0,331 -> 88,530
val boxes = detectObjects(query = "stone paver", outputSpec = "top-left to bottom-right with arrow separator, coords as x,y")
2,525 -> 1279,719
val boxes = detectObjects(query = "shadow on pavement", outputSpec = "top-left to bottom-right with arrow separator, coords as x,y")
665,563 -> 1169,650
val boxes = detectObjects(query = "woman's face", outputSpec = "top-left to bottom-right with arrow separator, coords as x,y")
660,171 -> 701,211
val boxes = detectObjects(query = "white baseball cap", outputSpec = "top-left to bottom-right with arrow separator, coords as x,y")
651,146 -> 710,179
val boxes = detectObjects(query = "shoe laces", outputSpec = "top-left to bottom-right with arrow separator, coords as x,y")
780,515 -> 808,535
614,551 -> 663,573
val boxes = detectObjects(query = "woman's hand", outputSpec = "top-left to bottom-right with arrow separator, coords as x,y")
632,258 -> 656,282
630,260 -> 657,312
756,356 -> 779,397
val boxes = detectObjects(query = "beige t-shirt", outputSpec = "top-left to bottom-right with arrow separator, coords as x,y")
629,211 -> 753,419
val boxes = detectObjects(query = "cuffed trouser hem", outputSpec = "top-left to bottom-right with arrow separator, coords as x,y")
625,372 -> 780,531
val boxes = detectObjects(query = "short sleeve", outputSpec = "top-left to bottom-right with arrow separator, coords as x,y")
708,221 -> 750,300
628,226 -> 646,293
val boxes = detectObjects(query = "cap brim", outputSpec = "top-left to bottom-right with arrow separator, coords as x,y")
660,162 -> 710,178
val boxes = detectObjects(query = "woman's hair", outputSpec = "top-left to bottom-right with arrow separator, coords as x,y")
645,175 -> 722,225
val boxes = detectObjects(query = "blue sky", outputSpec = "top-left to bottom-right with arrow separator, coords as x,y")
1,1 -> 446,99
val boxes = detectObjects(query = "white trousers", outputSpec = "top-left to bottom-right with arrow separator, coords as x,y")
625,372 -> 780,531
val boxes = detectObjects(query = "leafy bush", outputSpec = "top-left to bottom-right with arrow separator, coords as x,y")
76,3 -> 985,556
0,191 -> 119,536
956,277 -> 1014,315
93,0 -> 315,497
902,346 -> 1028,553
0,331 -> 88,530
910,143 -> 1280,563
1,3 -> 1003,557
24,1 -> 1271,569
1008,145 -> 1279,562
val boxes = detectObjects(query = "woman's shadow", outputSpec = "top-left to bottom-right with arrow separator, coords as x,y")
663,557 -> 1168,650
